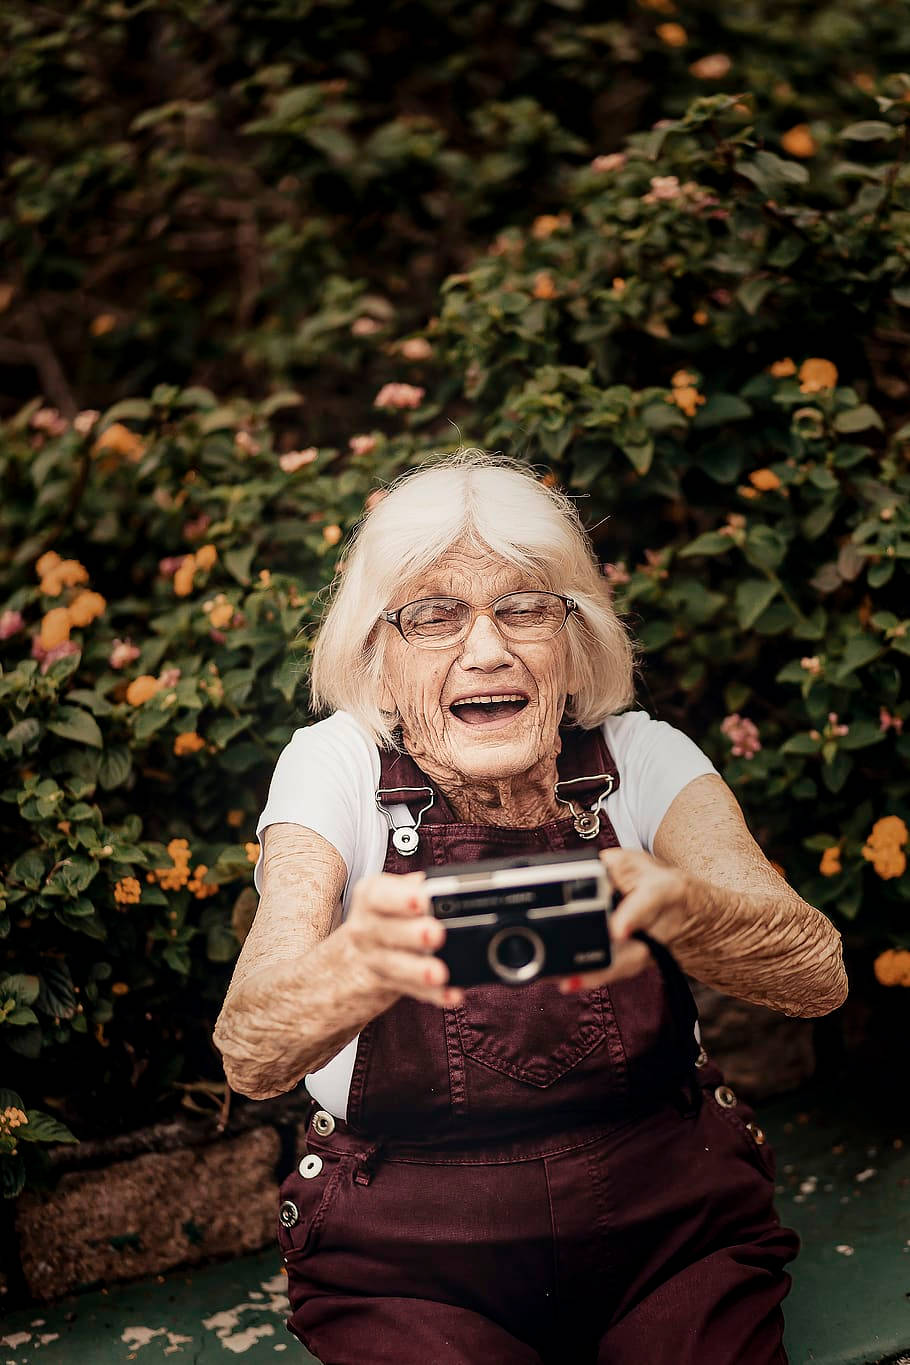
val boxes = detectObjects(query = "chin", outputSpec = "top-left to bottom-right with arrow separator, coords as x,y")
447,725 -> 541,777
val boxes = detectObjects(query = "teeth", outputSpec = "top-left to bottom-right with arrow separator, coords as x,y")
452,694 -> 527,706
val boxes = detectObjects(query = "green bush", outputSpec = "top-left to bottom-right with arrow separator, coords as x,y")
2,1 -> 910,1196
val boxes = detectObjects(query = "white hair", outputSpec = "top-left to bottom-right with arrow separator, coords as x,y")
308,449 -> 639,749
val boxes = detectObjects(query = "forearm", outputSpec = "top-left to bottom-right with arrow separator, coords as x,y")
670,872 -> 848,1017
212,922 -> 399,1100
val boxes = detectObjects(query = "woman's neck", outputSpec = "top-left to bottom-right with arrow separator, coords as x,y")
402,742 -> 563,828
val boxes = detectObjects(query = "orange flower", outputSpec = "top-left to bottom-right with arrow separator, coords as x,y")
188,864 -> 219,899
39,607 -> 72,649
689,53 -> 731,79
862,816 -> 909,879
36,551 -> 62,578
532,271 -> 558,299
323,524 -> 343,546
693,309 -> 708,325
671,369 -> 698,389
656,22 -> 688,45
174,731 -> 206,756
208,601 -> 234,629
531,214 -> 569,239
819,846 -> 842,877
92,422 -> 146,462
798,358 -> 838,394
245,841 -> 260,864
90,314 -> 117,337
67,590 -> 107,627
40,558 -> 90,596
173,554 -> 196,597
748,468 -> 782,492
194,544 -> 217,571
873,949 -> 910,987
113,877 -> 141,905
111,981 -> 130,994
769,357 -> 796,377
611,277 -> 626,295
226,809 -> 245,827
781,124 -> 817,158
667,385 -> 705,418
126,675 -> 161,705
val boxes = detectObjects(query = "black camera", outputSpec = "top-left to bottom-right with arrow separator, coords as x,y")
424,850 -> 619,988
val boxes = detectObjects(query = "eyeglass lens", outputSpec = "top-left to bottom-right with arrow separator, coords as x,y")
399,592 -> 567,645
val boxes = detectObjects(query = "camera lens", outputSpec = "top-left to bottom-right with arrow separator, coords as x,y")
487,925 -> 545,984
498,933 -> 535,969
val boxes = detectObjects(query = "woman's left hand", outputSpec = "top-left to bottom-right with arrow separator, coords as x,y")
556,848 -> 690,994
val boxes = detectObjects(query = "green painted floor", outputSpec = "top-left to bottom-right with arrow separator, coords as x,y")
1,1091 -> 909,1365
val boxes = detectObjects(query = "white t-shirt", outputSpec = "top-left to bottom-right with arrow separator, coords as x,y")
253,709 -> 718,1119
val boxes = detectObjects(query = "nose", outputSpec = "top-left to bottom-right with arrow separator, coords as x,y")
458,610 -> 514,670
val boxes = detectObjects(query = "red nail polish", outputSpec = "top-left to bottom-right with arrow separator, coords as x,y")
565,975 -> 584,991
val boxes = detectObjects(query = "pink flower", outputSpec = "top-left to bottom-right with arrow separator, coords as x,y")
880,706 -> 904,734
800,656 -> 822,676
73,409 -> 100,436
351,317 -> 382,336
209,628 -> 227,644
234,430 -> 260,456
374,383 -> 425,411
32,637 -> 80,674
158,666 -> 182,688
827,711 -> 849,737
183,513 -> 211,541
720,713 -> 762,759
349,434 -> 377,456
30,407 -> 67,436
590,153 -> 627,173
400,337 -> 433,361
109,637 -> 140,669
602,562 -> 630,584
643,176 -> 681,204
158,556 -> 185,577
0,609 -> 24,640
279,447 -> 318,473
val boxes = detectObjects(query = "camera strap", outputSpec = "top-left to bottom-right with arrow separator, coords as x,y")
553,773 -> 615,839
375,785 -> 435,855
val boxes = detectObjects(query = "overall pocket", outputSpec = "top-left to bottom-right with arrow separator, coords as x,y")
277,1145 -> 351,1264
455,978 -> 609,1087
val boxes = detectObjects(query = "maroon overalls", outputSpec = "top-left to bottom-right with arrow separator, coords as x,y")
276,726 -> 800,1364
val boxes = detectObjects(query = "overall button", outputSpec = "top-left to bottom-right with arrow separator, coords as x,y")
299,1153 -> 324,1179
312,1109 -> 335,1136
279,1200 -> 299,1227
746,1121 -> 766,1145
714,1085 -> 737,1109
694,1046 -> 708,1068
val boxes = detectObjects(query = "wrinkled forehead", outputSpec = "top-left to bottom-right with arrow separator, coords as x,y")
399,544 -> 548,603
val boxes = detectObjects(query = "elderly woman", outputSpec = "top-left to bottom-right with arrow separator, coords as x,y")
212,450 -> 847,1365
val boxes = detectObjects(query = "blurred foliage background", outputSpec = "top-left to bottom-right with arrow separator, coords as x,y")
1,0 -> 909,1195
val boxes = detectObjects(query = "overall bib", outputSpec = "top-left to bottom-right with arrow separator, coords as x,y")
276,725 -> 800,1364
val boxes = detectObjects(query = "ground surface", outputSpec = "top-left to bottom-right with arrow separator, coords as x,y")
1,1088 -> 908,1365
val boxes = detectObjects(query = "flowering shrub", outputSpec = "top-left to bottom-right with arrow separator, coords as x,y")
3,1 -> 910,1192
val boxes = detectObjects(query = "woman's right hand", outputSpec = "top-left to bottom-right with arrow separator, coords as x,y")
344,870 -> 465,1008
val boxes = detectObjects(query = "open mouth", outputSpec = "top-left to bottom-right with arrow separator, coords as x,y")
448,694 -> 530,727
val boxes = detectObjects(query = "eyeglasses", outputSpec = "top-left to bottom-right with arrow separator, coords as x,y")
380,591 -> 578,649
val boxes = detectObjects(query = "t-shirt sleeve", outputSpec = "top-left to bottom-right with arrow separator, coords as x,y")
608,711 -> 719,854
253,716 -> 373,895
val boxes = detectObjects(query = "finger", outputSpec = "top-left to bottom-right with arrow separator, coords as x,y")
368,946 -> 451,994
556,939 -> 650,992
598,847 -> 649,892
609,887 -> 663,942
357,912 -> 445,954
352,871 -> 428,919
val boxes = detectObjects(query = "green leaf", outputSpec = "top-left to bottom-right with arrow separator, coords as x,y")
98,747 -> 133,791
101,398 -> 153,423
838,721 -> 887,751
133,707 -> 171,742
735,579 -> 778,629
223,544 -> 256,586
821,751 -> 852,793
2,1154 -> 25,1198
35,962 -> 76,1020
839,120 -> 898,141
9,850 -> 45,890
208,716 -> 252,749
744,525 -> 788,571
692,394 -> 752,428
780,733 -> 822,755
831,635 -> 882,680
20,1110 -> 77,1144
1,973 -> 40,1006
678,532 -> 734,558
833,405 -> 883,433
46,706 -> 103,749
737,278 -> 774,316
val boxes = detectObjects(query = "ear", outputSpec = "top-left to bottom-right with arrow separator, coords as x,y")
378,677 -> 397,714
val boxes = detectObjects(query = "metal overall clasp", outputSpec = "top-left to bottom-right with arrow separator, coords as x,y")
554,773 -> 615,839
375,785 -> 435,855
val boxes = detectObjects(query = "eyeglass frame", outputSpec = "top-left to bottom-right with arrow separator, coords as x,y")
379,590 -> 579,649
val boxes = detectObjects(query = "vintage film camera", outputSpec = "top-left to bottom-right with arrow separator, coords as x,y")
424,850 -> 619,988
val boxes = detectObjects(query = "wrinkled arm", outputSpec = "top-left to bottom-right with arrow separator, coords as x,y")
211,823 -> 397,1100
651,773 -> 848,1017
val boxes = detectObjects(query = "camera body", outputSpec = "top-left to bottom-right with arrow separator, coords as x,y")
425,850 -> 618,988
